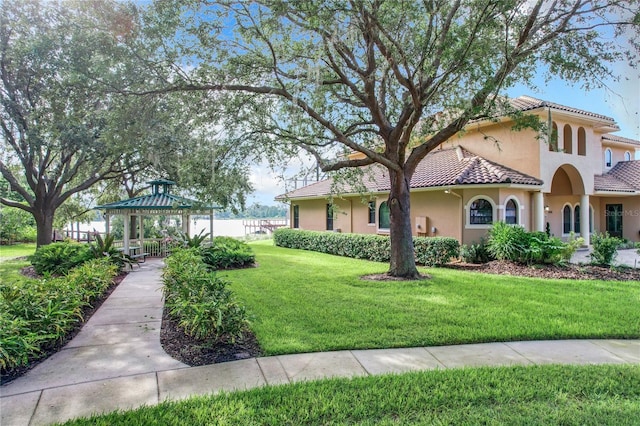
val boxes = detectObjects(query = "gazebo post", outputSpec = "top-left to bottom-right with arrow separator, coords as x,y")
209,209 -> 214,243
182,212 -> 189,236
123,212 -> 130,254
105,214 -> 110,236
139,213 -> 145,255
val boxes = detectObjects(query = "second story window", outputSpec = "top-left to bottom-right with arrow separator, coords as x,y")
605,148 -> 612,168
624,151 -> 631,161
578,127 -> 586,156
563,124 -> 573,154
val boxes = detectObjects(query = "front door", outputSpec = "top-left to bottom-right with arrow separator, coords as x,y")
605,204 -> 623,238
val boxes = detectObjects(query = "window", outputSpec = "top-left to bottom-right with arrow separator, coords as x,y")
605,149 -> 612,168
563,124 -> 573,154
574,205 -> 580,233
293,205 -> 299,228
469,198 -> 493,225
505,199 -> 518,225
577,127 -> 586,156
368,201 -> 376,224
549,122 -> 558,151
563,205 -> 572,234
624,151 -> 631,161
605,204 -> 623,238
379,202 -> 390,229
326,204 -> 333,231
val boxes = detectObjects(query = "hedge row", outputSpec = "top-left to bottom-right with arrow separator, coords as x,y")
273,229 -> 459,266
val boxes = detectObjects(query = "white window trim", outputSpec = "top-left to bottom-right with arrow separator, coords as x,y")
465,195 -> 496,229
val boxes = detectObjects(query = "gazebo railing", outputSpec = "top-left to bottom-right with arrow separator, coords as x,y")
113,238 -> 171,257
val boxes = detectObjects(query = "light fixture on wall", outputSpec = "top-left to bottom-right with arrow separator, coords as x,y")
544,205 -> 552,213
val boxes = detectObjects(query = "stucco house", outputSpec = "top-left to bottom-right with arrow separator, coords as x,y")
278,96 -> 640,245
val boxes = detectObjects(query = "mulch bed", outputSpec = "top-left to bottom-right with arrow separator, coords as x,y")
444,260 -> 640,281
160,308 -> 262,366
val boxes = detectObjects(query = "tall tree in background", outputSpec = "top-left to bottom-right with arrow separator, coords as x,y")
140,0 -> 639,278
0,0 -> 151,246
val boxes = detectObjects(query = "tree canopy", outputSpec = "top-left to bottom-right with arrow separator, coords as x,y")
0,0 -> 258,245
137,0 -> 639,277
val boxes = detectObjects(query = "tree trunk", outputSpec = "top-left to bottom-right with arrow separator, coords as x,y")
387,169 -> 420,278
34,209 -> 55,248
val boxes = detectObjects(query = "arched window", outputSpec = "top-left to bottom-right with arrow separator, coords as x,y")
624,151 -> 631,161
549,122 -> 558,152
379,201 -> 390,229
469,198 -> 493,225
563,205 -> 572,234
563,124 -> 573,154
505,198 -> 518,225
605,148 -> 612,168
574,205 -> 580,233
577,127 -> 586,156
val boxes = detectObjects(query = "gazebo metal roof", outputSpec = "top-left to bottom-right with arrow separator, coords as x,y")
95,179 -> 219,215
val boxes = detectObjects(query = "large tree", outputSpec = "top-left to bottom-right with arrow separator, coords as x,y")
0,0 -> 257,246
0,0 -> 152,246
143,0 -> 638,277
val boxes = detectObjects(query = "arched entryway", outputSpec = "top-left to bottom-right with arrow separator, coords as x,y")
546,165 -> 590,244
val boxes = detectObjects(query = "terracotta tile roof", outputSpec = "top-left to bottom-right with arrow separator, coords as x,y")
595,160 -> 640,193
278,147 -> 542,200
602,134 -> 640,146
509,96 -> 616,123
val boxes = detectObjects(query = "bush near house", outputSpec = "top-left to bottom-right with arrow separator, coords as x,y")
162,248 -> 249,341
487,222 -> 582,265
460,238 -> 495,264
201,237 -> 256,270
0,258 -> 117,370
590,232 -> 623,267
273,229 -> 459,266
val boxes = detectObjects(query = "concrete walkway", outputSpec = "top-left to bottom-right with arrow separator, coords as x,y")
571,247 -> 639,268
2,260 -> 639,426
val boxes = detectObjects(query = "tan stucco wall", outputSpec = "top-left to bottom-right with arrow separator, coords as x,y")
442,122 -> 542,179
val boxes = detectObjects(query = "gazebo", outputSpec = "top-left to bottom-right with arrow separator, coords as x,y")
95,179 -> 219,256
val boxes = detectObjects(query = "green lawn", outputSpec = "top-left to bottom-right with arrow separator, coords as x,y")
223,241 -> 640,355
64,364 -> 640,425
0,243 -> 36,261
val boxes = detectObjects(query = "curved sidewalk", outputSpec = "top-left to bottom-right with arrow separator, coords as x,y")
2,260 -> 639,426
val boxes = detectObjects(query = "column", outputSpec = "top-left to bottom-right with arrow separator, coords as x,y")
580,194 -> 590,246
533,191 -> 544,232
209,210 -> 214,243
123,212 -> 130,254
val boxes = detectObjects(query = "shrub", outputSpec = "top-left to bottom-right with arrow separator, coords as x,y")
0,258 -> 117,370
487,222 -> 528,262
413,237 -> 460,266
201,237 -> 256,270
460,238 -> 494,264
487,222 -> 579,265
163,248 -> 249,342
88,233 -> 131,269
590,232 -> 622,267
29,242 -> 92,275
273,229 -> 459,266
